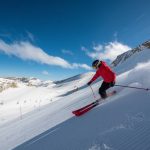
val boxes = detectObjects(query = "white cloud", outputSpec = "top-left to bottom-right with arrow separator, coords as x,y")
62,49 -> 73,55
93,44 -> 103,52
26,31 -> 35,42
113,32 -> 118,41
83,41 -> 131,62
42,70 -> 49,75
0,39 -> 91,70
0,39 -> 72,68
136,14 -> 145,22
72,63 -> 92,70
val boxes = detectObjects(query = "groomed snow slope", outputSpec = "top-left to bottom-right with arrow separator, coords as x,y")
15,90 -> 150,150
0,72 -> 94,126
0,49 -> 150,150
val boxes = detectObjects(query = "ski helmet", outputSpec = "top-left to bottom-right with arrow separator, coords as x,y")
92,60 -> 100,69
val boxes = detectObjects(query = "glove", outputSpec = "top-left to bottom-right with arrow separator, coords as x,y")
87,81 -> 92,86
110,81 -> 115,87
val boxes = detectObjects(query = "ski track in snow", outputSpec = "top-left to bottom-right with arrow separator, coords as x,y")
26,127 -> 59,146
89,114 -> 149,150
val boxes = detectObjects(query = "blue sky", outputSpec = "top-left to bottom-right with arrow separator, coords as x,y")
0,0 -> 150,81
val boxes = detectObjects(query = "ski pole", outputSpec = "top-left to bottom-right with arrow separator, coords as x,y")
115,84 -> 150,91
89,85 -> 96,99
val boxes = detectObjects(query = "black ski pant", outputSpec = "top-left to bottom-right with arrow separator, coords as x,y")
99,81 -> 112,99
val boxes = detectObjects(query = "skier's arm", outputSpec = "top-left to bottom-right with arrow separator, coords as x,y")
88,72 -> 99,84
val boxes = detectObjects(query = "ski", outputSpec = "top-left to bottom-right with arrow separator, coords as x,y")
72,101 -> 99,116
72,90 -> 116,116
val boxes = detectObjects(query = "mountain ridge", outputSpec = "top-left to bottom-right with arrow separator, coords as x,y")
111,40 -> 150,67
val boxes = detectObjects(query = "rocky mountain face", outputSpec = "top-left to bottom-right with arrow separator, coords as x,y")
111,40 -> 150,67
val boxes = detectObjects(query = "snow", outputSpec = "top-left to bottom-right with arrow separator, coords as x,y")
0,47 -> 150,150
114,48 -> 150,75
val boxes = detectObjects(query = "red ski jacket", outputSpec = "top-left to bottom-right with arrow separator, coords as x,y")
89,61 -> 116,83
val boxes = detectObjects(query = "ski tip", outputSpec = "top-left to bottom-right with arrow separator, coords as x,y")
72,111 -> 80,116
72,111 -> 76,115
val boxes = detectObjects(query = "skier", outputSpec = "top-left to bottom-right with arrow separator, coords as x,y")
87,60 -> 116,99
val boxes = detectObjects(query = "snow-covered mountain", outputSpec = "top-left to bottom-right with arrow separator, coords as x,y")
0,40 -> 150,150
0,78 -> 18,93
1,77 -> 55,87
0,72 -> 94,90
111,40 -> 150,67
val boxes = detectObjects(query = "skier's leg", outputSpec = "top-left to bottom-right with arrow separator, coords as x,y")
99,82 -> 111,99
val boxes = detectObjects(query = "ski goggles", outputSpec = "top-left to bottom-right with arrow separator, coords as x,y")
92,65 -> 97,69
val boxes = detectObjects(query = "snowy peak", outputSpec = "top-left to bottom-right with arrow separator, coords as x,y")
0,72 -> 94,93
0,78 -> 18,92
111,40 -> 150,67
0,77 -> 55,93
